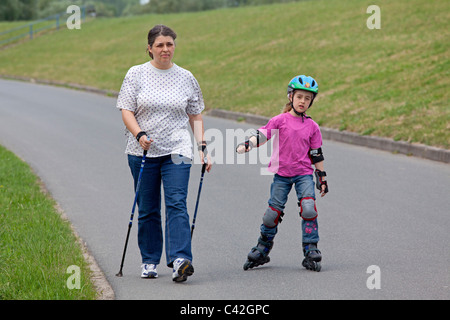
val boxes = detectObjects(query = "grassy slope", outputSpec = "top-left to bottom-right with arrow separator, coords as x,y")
0,0 -> 448,148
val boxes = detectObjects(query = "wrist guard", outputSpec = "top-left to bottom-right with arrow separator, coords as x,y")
198,141 -> 208,156
236,140 -> 254,152
136,131 -> 147,142
314,169 -> 328,193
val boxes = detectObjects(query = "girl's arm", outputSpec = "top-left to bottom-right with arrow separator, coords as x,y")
236,130 -> 268,154
314,160 -> 324,172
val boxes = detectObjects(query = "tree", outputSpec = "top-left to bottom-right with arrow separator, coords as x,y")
0,0 -> 39,21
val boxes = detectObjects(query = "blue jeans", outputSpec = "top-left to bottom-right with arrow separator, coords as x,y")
261,174 -> 319,244
128,154 -> 192,267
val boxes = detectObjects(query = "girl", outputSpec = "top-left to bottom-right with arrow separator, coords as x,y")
237,75 -> 328,272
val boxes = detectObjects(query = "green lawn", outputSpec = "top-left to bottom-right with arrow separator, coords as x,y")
0,145 -> 97,299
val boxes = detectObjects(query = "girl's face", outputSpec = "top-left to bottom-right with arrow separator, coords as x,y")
290,90 -> 314,115
148,35 -> 175,69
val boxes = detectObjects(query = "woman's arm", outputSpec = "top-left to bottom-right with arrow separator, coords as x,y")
121,109 -> 152,150
189,113 -> 212,172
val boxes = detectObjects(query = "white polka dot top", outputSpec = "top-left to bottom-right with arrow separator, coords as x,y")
116,62 -> 205,158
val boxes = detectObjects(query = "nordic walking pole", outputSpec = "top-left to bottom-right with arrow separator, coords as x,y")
116,149 -> 147,277
191,159 -> 207,239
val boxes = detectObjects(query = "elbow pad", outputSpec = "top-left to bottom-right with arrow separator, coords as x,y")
254,130 -> 267,147
309,148 -> 324,164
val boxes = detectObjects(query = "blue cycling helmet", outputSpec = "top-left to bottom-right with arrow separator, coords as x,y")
288,75 -> 318,94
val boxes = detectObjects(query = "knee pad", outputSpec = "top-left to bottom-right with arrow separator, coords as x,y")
299,197 -> 318,221
262,206 -> 284,228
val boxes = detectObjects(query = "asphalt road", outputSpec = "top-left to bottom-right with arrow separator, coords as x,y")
0,78 -> 449,300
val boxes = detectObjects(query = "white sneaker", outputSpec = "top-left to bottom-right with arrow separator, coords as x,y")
141,264 -> 158,278
172,258 -> 194,282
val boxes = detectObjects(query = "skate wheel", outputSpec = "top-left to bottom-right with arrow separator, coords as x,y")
243,261 -> 251,270
302,258 -> 308,269
315,262 -> 321,272
302,259 -> 321,272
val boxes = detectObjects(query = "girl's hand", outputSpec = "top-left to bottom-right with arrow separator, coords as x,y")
236,144 -> 248,154
314,169 -> 328,197
236,141 -> 253,154
320,184 -> 327,197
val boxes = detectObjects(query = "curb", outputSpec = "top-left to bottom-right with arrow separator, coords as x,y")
36,174 -> 115,300
208,109 -> 450,164
2,75 -> 448,164
0,74 -> 119,97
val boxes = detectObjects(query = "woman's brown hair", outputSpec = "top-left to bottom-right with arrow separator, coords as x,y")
146,24 -> 177,59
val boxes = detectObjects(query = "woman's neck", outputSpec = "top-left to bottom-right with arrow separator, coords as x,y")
151,60 -> 173,70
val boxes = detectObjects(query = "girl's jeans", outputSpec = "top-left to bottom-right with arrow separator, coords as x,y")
128,154 -> 192,267
260,174 -> 319,244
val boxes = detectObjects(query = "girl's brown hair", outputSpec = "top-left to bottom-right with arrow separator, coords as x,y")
146,24 -> 177,59
282,102 -> 292,113
282,93 -> 293,113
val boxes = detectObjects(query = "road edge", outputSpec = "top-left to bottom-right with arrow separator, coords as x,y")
38,180 -> 116,300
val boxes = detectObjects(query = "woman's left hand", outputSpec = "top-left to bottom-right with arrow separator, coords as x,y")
200,152 -> 212,173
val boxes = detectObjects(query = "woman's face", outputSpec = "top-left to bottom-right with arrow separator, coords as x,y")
148,35 -> 175,69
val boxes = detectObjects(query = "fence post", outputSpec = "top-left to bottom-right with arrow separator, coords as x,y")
56,14 -> 60,30
29,24 -> 33,40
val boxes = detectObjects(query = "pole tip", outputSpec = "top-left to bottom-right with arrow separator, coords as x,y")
115,271 -> 123,277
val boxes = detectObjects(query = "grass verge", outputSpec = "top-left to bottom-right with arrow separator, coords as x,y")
0,145 -> 97,300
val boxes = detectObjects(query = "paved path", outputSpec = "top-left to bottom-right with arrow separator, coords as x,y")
1,79 -> 449,300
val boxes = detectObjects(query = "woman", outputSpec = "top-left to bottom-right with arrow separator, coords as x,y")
116,25 -> 211,282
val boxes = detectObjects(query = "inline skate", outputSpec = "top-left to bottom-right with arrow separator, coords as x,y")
302,243 -> 322,272
243,234 -> 274,270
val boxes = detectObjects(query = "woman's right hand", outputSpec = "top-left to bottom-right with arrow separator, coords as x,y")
139,135 -> 153,150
